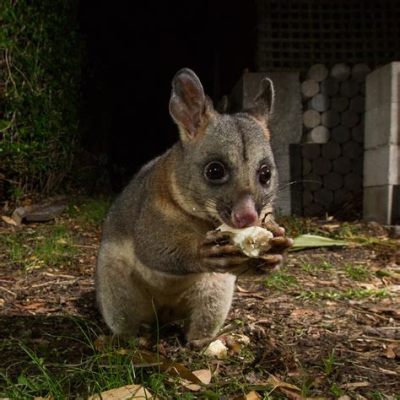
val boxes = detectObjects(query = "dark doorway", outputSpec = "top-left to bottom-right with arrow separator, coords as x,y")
79,1 -> 256,191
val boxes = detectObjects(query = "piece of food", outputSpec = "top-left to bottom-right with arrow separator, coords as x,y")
204,339 -> 228,359
218,224 -> 273,258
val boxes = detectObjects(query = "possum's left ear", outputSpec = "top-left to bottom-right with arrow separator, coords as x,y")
247,77 -> 275,123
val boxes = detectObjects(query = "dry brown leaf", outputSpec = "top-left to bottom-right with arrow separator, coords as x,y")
193,369 -> 212,384
289,308 -> 322,323
244,391 -> 262,400
387,284 -> 400,293
180,368 -> 212,391
93,335 -> 113,352
378,367 -> 398,376
341,381 -> 370,389
130,350 -> 205,385
384,343 -> 398,359
1,215 -> 18,226
266,375 -> 325,400
224,334 -> 250,354
321,223 -> 340,232
88,384 -> 154,399
232,391 -> 262,400
266,374 -> 302,392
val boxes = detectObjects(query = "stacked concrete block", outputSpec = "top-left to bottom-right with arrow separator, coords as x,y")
363,62 -> 400,225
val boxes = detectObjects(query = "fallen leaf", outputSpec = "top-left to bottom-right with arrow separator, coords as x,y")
384,344 -> 398,359
94,335 -> 113,351
321,223 -> 341,232
290,234 -> 348,251
378,367 -> 398,376
341,381 -> 370,389
1,215 -> 18,226
387,285 -> 400,293
193,369 -> 212,384
290,308 -> 322,323
88,384 -> 154,399
232,391 -> 262,400
244,391 -> 262,400
181,369 -> 212,391
265,375 -> 325,400
130,350 -> 205,385
224,333 -> 251,354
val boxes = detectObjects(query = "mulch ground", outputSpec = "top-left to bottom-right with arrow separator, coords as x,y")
0,208 -> 399,399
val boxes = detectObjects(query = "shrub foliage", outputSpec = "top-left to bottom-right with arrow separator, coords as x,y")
0,0 -> 80,198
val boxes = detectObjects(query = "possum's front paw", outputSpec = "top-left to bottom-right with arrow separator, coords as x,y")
199,229 -> 250,272
256,222 -> 293,272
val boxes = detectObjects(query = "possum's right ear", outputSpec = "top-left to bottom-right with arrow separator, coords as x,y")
169,68 -> 214,141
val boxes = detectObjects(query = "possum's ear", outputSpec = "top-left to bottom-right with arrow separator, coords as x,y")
247,77 -> 275,124
169,68 -> 214,141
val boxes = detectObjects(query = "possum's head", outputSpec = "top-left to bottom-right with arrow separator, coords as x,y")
169,68 -> 278,229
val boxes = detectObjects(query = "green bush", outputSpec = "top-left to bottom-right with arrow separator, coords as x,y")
0,0 -> 80,199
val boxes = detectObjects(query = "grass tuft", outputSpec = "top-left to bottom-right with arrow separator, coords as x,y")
264,271 -> 299,291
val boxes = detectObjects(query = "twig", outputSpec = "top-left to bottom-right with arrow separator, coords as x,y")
236,292 -> 266,300
0,286 -> 17,297
42,272 -> 76,279
71,244 -> 98,249
31,279 -> 78,289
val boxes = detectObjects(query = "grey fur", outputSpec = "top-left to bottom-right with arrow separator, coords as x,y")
96,68 -> 279,342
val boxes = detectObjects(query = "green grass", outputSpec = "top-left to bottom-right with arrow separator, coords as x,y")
330,382 -> 345,397
0,225 -> 76,270
301,260 -> 333,273
264,271 -> 299,291
1,319 -> 175,399
67,197 -> 112,226
344,264 -> 371,281
322,350 -> 337,375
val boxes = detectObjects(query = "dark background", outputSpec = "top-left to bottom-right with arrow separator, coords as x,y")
79,1 -> 256,190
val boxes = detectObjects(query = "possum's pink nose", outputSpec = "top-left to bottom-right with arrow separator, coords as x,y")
231,195 -> 258,228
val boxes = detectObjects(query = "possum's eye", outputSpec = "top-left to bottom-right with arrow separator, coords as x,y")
258,164 -> 272,185
204,161 -> 228,183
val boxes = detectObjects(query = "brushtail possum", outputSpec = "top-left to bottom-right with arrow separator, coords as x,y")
96,68 -> 292,343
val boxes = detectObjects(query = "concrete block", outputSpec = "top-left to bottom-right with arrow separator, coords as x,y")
363,185 -> 393,225
364,102 -> 399,148
363,62 -> 400,225
365,62 -> 400,112
363,145 -> 399,187
231,72 -> 302,215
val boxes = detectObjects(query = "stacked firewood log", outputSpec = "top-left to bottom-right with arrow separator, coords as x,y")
294,63 -> 370,217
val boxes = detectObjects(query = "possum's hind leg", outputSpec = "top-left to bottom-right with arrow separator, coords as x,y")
183,273 -> 236,343
96,251 -> 155,337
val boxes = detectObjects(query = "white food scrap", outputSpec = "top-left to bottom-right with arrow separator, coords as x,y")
218,224 -> 273,257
